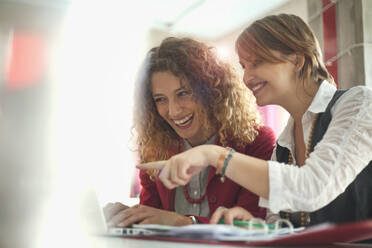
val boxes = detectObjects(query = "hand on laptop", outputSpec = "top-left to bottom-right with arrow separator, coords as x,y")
103,202 -> 130,223
104,204 -> 193,227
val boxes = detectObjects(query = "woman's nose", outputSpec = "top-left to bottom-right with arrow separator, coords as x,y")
168,99 -> 182,117
243,69 -> 255,85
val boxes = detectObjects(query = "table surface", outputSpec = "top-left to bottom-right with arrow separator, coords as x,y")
89,235 -> 371,248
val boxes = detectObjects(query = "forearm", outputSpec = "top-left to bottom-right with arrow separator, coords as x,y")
206,145 -> 270,199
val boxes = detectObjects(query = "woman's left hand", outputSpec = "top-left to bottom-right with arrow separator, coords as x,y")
209,206 -> 254,225
107,204 -> 193,227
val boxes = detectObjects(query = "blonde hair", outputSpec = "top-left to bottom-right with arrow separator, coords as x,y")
132,37 -> 261,178
236,14 -> 335,86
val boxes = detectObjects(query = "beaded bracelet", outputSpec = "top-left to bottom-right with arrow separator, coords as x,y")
216,147 -> 236,183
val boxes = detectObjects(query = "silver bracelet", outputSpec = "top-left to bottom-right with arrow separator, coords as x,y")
189,215 -> 198,224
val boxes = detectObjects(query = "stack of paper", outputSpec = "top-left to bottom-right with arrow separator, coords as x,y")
130,220 -> 372,245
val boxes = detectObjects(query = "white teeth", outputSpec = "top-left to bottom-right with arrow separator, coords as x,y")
252,85 -> 261,91
174,114 -> 193,126
252,82 -> 265,92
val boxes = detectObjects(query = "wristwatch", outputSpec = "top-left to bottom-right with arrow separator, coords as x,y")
189,215 -> 198,224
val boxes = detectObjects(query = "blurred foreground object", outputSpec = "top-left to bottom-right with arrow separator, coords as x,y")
0,1 -> 65,247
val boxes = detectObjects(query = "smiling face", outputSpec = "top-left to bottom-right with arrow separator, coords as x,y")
238,49 -> 297,107
151,71 -> 210,146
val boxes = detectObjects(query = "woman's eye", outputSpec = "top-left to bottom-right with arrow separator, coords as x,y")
154,97 -> 166,103
178,90 -> 192,97
252,60 -> 262,67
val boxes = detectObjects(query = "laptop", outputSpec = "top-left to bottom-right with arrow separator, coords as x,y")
79,187 -> 156,237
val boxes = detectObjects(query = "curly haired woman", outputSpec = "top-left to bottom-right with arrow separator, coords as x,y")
104,37 -> 275,226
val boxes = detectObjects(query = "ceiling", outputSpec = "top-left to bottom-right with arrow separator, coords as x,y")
149,0 -> 289,39
1,0 -> 289,40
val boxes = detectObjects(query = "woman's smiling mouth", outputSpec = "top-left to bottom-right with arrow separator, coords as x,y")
173,113 -> 194,128
249,81 -> 267,95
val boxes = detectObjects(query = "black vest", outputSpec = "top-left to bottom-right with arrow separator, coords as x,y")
278,90 -> 372,227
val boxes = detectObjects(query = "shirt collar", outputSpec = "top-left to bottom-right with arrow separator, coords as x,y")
307,80 -> 337,114
183,134 -> 216,151
277,80 -> 337,149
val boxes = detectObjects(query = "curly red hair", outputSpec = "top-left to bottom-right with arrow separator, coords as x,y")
132,37 -> 261,178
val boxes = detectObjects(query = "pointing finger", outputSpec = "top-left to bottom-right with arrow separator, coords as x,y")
136,160 -> 167,170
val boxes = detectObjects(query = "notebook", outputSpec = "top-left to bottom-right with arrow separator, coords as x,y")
132,217 -> 304,242
79,188 -> 156,237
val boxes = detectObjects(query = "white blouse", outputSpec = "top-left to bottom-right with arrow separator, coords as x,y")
259,81 -> 372,214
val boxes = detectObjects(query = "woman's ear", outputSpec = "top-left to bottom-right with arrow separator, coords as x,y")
294,54 -> 305,72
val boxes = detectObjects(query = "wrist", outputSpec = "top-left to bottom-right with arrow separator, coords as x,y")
189,215 -> 198,224
204,145 -> 225,168
215,147 -> 236,182
177,215 -> 194,226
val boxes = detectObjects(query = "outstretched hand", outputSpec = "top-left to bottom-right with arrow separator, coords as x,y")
136,144 -> 221,189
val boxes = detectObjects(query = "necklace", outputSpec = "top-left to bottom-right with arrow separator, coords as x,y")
287,113 -> 319,165
285,113 -> 319,226
183,186 -> 207,204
